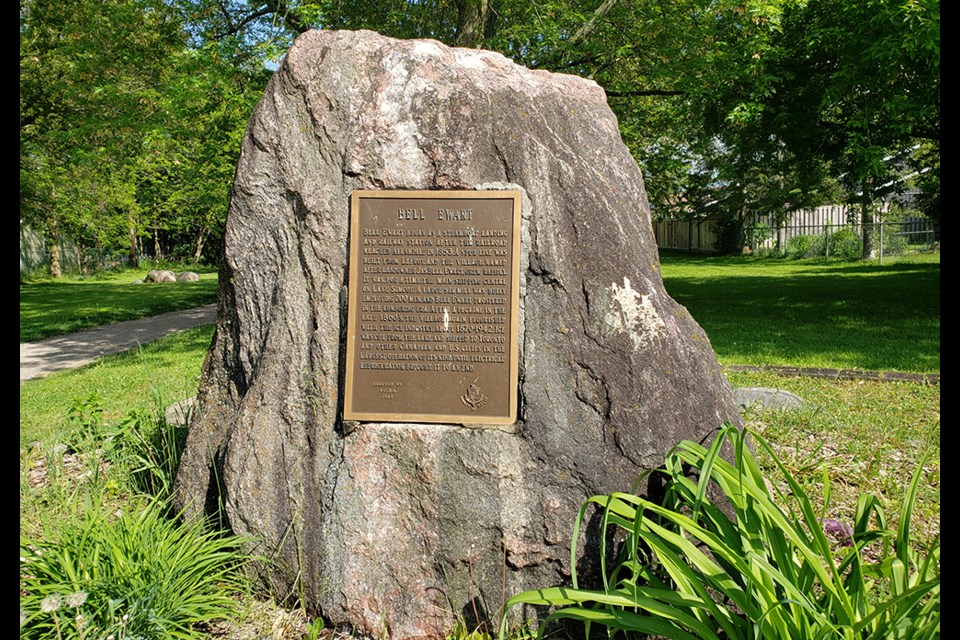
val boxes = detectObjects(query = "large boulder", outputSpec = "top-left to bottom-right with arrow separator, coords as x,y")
176,271 -> 200,282
145,269 -> 176,283
175,29 -> 740,637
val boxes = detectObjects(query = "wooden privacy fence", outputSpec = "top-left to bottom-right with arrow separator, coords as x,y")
652,216 -> 721,253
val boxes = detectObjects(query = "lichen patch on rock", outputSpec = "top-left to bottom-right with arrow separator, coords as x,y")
607,277 -> 667,351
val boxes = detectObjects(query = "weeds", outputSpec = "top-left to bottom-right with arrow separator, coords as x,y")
113,407 -> 188,503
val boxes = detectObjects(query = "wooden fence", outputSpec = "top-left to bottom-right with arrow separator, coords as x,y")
652,217 -> 721,253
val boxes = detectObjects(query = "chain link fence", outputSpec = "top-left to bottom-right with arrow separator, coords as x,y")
749,219 -> 938,260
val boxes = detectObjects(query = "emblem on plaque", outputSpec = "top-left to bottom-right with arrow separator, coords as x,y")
461,384 -> 488,411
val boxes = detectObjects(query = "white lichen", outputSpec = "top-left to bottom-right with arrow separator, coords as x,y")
607,277 -> 666,351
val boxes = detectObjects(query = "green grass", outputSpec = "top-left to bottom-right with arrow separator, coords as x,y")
660,252 -> 940,373
19,320 -> 248,639
19,254 -> 939,638
19,325 -> 214,449
20,266 -> 218,342
729,370 -> 940,548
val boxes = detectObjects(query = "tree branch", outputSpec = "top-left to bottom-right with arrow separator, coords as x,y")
262,0 -> 311,34
606,89 -> 686,97
214,4 -> 274,38
568,0 -> 618,46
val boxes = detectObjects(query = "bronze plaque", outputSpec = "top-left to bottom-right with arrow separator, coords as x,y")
344,190 -> 521,425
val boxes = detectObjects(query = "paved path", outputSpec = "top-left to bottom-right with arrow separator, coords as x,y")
21,304 -> 938,386
20,304 -> 217,382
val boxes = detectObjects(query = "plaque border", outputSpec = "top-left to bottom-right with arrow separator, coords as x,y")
343,189 -> 522,425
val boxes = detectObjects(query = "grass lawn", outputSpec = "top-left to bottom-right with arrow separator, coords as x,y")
20,253 -> 939,638
660,252 -> 940,373
20,266 -> 218,342
729,370 -> 939,548
20,329 -> 940,636
19,326 -> 215,449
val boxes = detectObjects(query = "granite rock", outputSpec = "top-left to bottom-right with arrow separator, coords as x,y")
175,30 -> 740,637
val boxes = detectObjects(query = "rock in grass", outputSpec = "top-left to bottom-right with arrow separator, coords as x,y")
145,269 -> 176,283
174,29 -> 740,637
734,387 -> 807,411
164,397 -> 195,426
176,271 -> 200,282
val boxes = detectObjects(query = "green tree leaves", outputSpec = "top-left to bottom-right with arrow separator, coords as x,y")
21,0 -> 939,268
20,0 -> 265,273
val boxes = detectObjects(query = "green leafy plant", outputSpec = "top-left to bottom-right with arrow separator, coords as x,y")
786,233 -> 825,259
879,225 -> 910,256
502,425 -> 940,639
829,226 -> 863,259
20,500 -> 250,640
112,406 -> 188,502
746,222 -> 773,252
66,393 -> 107,450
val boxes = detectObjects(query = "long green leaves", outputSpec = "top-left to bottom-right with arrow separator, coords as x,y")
502,425 -> 940,639
20,500 -> 250,640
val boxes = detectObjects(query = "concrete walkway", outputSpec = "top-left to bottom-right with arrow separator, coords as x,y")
21,304 -> 938,386
20,304 -> 217,382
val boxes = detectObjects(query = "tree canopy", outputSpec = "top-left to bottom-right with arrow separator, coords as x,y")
20,0 -> 268,273
20,0 -> 940,272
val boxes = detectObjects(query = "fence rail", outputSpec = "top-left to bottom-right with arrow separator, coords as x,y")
751,220 -> 937,260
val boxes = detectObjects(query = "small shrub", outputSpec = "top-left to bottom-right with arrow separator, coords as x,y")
745,222 -> 773,251
829,226 -> 863,259
20,500 -> 250,640
880,226 -> 909,256
502,425 -> 940,639
710,217 -> 745,254
786,233 -> 825,259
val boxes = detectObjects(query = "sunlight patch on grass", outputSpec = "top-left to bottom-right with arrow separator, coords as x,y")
19,325 -> 214,448
20,266 -> 218,342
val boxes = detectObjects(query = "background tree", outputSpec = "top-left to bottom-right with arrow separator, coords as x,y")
21,0 -> 183,271
20,0 -> 265,274
21,0 -> 940,270
705,0 -> 940,256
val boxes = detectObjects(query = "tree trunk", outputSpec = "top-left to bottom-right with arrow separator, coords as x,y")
860,200 -> 875,259
568,0 -> 618,46
77,238 -> 88,275
453,0 -> 491,48
48,217 -> 62,278
193,227 -> 208,264
153,228 -> 162,261
128,215 -> 139,268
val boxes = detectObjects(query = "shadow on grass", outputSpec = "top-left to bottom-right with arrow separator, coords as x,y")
20,277 -> 218,342
660,255 -> 940,373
